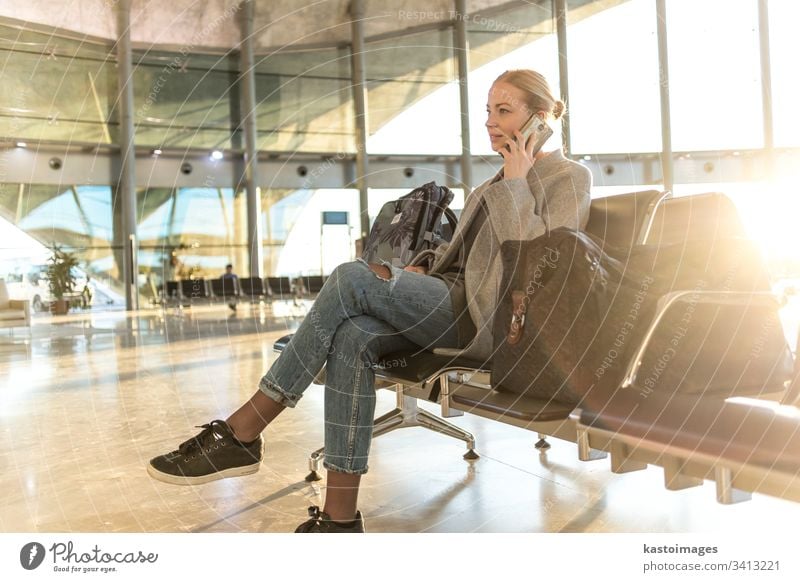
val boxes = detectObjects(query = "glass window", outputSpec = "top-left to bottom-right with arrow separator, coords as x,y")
133,51 -> 236,149
567,0 -> 661,154
365,29 -> 459,155
467,2 -> 560,157
672,181 -> 800,280
138,187 -> 243,286
0,25 -> 118,144
255,48 -> 355,153
769,0 -> 800,147
263,189 -> 359,276
591,184 -> 662,199
0,183 -> 124,310
666,0 -> 762,151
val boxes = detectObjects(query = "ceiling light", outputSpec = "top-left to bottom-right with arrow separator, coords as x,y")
210,150 -> 223,161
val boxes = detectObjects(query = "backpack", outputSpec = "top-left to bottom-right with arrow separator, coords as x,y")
361,182 -> 458,267
491,228 -> 793,405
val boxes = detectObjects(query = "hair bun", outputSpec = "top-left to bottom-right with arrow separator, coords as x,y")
552,100 -> 565,120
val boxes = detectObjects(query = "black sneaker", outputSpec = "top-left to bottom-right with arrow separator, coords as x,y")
294,506 -> 366,533
147,420 -> 262,485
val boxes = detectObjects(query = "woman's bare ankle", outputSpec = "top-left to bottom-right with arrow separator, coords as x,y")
225,390 -> 286,443
322,506 -> 357,523
226,419 -> 258,443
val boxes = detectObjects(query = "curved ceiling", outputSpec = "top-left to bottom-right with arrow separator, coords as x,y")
0,0 -> 617,52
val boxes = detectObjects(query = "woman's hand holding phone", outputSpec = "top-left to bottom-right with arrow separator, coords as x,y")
500,128 -> 538,180
500,114 -> 553,180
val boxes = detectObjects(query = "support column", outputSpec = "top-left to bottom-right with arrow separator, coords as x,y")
655,0 -> 674,193
240,0 -> 263,277
758,0 -> 774,176
454,0 -> 472,192
227,53 -> 249,276
554,0 -> 571,155
116,0 -> 139,311
350,0 -> 370,242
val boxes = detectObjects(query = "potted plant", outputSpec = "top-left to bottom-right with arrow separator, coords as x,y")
45,244 -> 79,315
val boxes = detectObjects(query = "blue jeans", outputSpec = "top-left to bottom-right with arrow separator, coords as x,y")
259,260 -> 460,474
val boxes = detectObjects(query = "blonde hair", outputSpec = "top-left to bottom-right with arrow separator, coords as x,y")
494,69 -> 565,120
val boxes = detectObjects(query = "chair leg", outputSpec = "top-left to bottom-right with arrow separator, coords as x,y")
369,385 -> 420,438
305,385 -> 480,476
576,426 -> 608,461
372,408 -> 407,438
715,466 -> 751,504
414,408 -> 478,459
305,446 -> 325,482
535,433 -> 551,450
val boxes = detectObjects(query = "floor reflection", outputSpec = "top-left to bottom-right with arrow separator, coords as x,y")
2,303 -> 800,533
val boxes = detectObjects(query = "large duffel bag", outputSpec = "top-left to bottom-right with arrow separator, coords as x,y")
361,182 -> 457,268
491,228 -> 793,405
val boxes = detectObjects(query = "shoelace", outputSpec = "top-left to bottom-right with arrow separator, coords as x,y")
296,506 -> 326,532
177,420 -> 227,455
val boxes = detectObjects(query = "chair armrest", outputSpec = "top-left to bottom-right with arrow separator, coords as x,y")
620,290 -> 781,390
8,299 -> 31,325
8,299 -> 30,311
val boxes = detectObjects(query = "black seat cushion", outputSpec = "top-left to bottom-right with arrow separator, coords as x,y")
240,277 -> 266,296
268,277 -> 293,296
644,192 -> 745,245
585,189 -> 667,248
273,335 -> 484,384
450,385 -> 574,422
210,278 -> 239,298
371,350 -> 486,384
577,387 -> 800,474
180,279 -> 209,299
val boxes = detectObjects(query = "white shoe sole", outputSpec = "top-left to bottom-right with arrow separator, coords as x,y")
147,461 -> 261,485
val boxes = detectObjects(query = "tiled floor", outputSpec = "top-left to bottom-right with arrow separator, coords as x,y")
1,302 -> 799,533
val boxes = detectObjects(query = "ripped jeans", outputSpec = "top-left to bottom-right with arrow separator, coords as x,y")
259,260 -> 460,474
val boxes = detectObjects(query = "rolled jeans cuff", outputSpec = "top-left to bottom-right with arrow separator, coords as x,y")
258,376 -> 301,408
322,459 -> 369,475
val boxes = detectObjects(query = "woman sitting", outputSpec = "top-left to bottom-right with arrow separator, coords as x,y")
147,68 -> 592,533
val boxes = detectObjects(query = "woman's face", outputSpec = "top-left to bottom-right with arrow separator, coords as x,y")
485,81 -> 535,152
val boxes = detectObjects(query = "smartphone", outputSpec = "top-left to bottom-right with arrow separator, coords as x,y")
502,113 -> 554,157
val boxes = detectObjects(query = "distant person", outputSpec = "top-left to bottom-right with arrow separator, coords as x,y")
221,264 -> 238,312
80,275 -> 93,309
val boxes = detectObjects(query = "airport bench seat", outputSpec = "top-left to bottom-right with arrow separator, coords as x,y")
449,384 -> 574,423
274,329 -> 575,425
273,334 -> 483,385
239,277 -> 270,300
267,277 -> 293,299
571,384 -> 800,503
180,279 -> 212,302
210,277 -> 241,300
274,191 -> 797,504
274,189 -> 672,478
296,275 -> 326,295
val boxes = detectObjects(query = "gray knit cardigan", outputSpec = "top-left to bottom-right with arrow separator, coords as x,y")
414,149 -> 592,362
